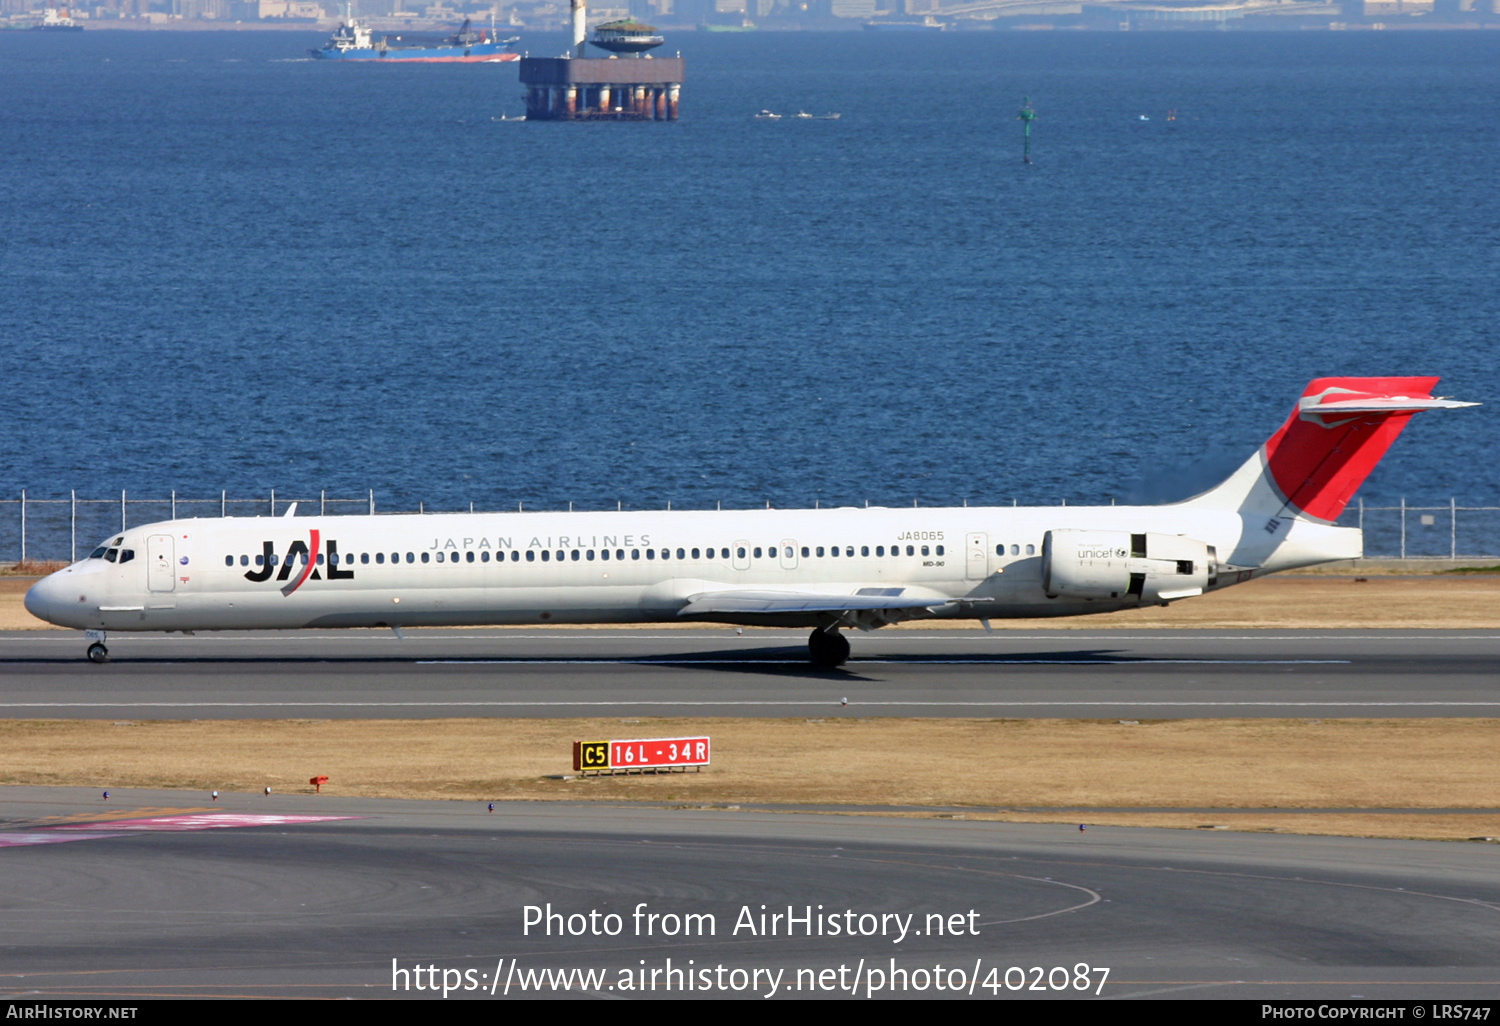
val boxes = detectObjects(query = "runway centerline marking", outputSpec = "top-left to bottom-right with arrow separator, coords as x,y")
0,700 -> 1496,709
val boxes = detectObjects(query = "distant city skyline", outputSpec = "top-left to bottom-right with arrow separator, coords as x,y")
3,0 -> 1496,30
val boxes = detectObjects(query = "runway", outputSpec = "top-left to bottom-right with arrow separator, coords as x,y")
0,787 -> 1496,1000
0,628 -> 1497,718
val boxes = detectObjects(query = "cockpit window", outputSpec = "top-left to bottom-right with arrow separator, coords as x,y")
104,548 -> 118,563
90,547 -> 108,559
118,549 -> 135,564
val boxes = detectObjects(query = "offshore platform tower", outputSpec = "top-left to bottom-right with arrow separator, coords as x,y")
520,0 -> 684,121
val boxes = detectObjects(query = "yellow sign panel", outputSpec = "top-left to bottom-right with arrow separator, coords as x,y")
573,740 -> 609,771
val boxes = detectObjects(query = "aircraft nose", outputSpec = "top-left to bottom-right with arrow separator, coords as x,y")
24,572 -> 69,626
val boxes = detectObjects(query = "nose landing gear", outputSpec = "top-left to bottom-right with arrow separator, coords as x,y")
84,631 -> 108,664
808,628 -> 850,668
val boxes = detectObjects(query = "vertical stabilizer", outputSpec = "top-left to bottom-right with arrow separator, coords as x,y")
1182,377 -> 1476,523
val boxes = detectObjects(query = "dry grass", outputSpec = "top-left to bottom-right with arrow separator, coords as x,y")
0,561 -> 66,579
3,717 -> 1498,841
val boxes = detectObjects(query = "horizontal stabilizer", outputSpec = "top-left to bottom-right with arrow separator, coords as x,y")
1299,395 -> 1478,421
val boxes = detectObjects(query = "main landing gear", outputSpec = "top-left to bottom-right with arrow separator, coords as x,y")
808,628 -> 850,668
85,631 -> 108,664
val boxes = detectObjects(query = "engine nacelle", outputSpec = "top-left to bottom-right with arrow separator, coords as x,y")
1042,530 -> 1214,603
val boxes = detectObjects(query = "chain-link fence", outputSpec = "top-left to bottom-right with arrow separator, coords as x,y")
0,491 -> 375,565
1,492 -> 1497,565
1352,498 -> 1500,560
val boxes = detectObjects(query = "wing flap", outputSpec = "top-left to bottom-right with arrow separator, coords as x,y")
678,588 -> 949,617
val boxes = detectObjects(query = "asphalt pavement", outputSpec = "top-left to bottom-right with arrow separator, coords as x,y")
0,627 -> 1495,718
1,787 -> 1497,1000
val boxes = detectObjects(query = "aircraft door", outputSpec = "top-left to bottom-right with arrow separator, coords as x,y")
780,539 -> 798,570
147,534 -> 175,592
966,532 -> 988,580
732,540 -> 751,572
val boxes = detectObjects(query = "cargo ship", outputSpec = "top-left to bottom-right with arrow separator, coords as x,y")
32,7 -> 84,30
309,17 -> 518,62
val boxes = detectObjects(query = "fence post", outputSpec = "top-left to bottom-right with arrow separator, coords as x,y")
1400,497 -> 1406,559
171,490 -> 176,522
121,490 -> 127,534
270,489 -> 275,517
1358,496 -> 1364,534
321,489 -> 326,516
221,490 -> 226,518
1451,496 -> 1457,559
369,489 -> 374,516
71,489 -> 76,564
19,489 -> 25,564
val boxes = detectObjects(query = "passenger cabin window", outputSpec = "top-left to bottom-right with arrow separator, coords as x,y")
693,548 -> 702,559
737,547 -> 746,559
422,553 -> 431,563
225,556 -> 233,567
921,545 -> 929,556
1026,544 -> 1035,555
861,546 -> 869,557
936,545 -> 944,556
377,553 -> 385,564
632,550 -> 640,560
482,551 -> 490,562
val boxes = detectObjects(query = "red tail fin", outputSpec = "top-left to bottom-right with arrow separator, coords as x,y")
1264,376 -> 1463,521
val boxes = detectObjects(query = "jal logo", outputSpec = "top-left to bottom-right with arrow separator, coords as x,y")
243,530 -> 354,596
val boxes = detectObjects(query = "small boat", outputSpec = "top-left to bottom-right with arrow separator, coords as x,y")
794,111 -> 813,119
813,113 -> 841,120
753,110 -> 781,120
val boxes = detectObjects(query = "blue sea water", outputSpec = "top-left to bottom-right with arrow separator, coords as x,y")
0,29 -> 1495,555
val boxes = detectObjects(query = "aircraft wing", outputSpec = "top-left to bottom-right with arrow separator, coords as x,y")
678,587 -> 951,617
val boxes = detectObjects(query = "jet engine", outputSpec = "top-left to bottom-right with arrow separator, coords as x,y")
1042,530 -> 1214,603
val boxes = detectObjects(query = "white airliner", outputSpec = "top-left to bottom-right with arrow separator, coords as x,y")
25,376 -> 1476,666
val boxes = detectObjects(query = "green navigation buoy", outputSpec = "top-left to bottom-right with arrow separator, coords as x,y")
1018,97 -> 1037,165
